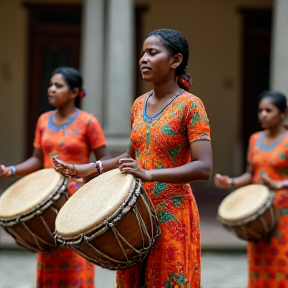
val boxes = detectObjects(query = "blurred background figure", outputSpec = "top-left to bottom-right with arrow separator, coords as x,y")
0,66 -> 110,287
215,90 -> 288,288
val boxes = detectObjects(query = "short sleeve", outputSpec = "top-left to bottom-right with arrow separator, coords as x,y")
86,116 -> 106,150
33,114 -> 45,148
186,97 -> 211,143
247,133 -> 257,172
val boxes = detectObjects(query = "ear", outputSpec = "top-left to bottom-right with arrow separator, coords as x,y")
71,88 -> 79,99
171,53 -> 183,69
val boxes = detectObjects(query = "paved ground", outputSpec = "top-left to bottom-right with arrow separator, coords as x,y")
0,250 -> 248,288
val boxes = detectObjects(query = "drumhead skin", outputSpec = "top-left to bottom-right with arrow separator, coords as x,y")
218,184 -> 270,222
55,168 -> 135,237
0,169 -> 64,218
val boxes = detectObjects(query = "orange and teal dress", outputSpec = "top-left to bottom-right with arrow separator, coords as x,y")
33,109 -> 106,288
116,90 -> 211,288
247,131 -> 288,288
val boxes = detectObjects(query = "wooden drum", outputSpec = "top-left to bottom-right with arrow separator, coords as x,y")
0,169 -> 68,252
54,169 -> 160,270
218,184 -> 277,241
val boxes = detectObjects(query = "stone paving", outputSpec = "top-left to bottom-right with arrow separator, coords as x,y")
0,250 -> 248,288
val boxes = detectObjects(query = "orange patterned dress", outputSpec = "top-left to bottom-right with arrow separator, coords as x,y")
247,131 -> 288,288
33,109 -> 106,288
116,91 -> 211,288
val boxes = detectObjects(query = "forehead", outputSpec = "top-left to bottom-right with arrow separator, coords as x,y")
50,73 -> 66,83
143,35 -> 166,50
259,97 -> 277,108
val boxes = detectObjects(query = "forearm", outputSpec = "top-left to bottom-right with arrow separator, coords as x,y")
14,157 -> 43,176
149,161 -> 212,184
230,172 -> 253,189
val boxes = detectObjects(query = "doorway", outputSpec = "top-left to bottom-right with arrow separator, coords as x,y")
240,9 -> 272,169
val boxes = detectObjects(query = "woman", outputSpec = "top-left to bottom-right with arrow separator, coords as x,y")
215,90 -> 288,288
54,29 -> 212,288
0,67 -> 110,287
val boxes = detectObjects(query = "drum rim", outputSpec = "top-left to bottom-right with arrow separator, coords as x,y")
218,183 -> 272,222
0,171 -> 67,226
55,177 -> 141,241
218,192 -> 274,225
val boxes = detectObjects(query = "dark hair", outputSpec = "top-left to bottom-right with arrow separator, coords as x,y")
146,29 -> 192,91
51,67 -> 83,107
259,90 -> 287,113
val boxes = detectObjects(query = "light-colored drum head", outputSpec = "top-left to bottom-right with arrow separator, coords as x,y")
0,169 -> 64,218
218,184 -> 270,222
56,169 -> 135,237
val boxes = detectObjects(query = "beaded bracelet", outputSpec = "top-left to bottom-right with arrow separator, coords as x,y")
94,160 -> 103,176
8,166 -> 16,176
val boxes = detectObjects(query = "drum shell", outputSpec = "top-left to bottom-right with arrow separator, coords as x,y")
218,198 -> 277,241
0,179 -> 68,252
55,183 -> 160,270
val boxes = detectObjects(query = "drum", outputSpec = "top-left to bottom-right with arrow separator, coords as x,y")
0,169 -> 68,252
217,184 -> 277,241
54,168 -> 160,270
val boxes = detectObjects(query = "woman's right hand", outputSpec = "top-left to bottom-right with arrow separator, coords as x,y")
53,158 -> 96,178
214,173 -> 232,188
0,165 -> 12,178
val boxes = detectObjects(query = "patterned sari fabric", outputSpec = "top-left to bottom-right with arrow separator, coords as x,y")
116,91 -> 210,288
34,109 -> 106,288
247,131 -> 288,288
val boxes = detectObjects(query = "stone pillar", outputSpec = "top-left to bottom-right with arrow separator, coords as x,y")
80,0 -> 105,124
104,0 -> 135,140
270,0 -> 288,96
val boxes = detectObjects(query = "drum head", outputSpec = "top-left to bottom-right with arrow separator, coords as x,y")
0,169 -> 64,219
55,169 -> 135,237
218,184 -> 270,222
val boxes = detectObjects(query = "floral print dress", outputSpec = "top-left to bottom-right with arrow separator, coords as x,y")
33,109 -> 106,288
247,131 -> 288,288
116,91 -> 211,288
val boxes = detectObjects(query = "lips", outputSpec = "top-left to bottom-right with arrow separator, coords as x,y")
141,66 -> 151,73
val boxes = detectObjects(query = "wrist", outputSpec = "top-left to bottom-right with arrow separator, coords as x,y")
8,166 -> 16,177
94,160 -> 103,176
229,177 -> 235,188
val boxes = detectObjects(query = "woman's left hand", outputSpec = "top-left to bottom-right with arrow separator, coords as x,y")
118,158 -> 152,182
261,174 -> 283,190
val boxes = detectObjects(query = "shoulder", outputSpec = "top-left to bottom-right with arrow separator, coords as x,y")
38,111 -> 53,123
133,92 -> 149,106
177,91 -> 206,109
78,110 -> 99,122
249,131 -> 262,143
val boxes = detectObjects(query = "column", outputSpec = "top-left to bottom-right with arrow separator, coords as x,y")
104,0 -> 135,139
81,0 -> 105,124
270,0 -> 288,96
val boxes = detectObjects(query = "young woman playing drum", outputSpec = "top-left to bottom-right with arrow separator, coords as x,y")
54,29 -> 213,288
0,67 -> 110,287
215,90 -> 288,288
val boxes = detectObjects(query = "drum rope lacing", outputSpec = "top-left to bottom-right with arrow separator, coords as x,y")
0,177 -> 68,227
55,178 -> 161,270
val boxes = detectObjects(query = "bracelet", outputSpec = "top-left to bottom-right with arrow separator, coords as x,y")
94,160 -> 103,175
8,166 -> 16,176
230,177 -> 235,188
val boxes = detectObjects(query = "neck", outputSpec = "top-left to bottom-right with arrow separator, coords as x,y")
56,102 -> 77,117
152,79 -> 181,99
265,125 -> 286,138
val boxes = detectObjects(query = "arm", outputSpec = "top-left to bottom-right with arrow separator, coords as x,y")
119,140 -> 213,183
0,147 -> 43,177
214,171 -> 253,189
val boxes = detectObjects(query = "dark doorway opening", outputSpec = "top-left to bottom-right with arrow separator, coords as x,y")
25,4 -> 82,157
240,9 -> 272,169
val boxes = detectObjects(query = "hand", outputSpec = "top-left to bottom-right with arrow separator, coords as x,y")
53,158 -> 96,178
118,158 -> 152,182
0,165 -> 12,178
261,174 -> 283,190
214,173 -> 232,188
